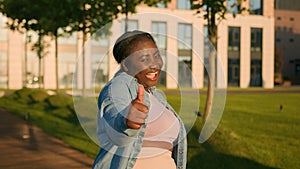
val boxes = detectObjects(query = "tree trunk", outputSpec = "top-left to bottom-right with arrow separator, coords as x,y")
204,12 -> 218,121
24,31 -> 28,88
82,32 -> 86,97
38,35 -> 42,89
125,0 -> 129,32
55,35 -> 59,93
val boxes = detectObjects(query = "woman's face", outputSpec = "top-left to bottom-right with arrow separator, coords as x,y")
123,38 -> 163,91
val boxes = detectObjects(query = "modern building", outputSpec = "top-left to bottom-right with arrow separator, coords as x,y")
275,0 -> 300,85
0,0 -> 274,90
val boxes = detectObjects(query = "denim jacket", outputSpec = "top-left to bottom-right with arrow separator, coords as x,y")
92,72 -> 187,169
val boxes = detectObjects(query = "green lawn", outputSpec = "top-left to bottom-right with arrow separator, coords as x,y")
185,93 -> 300,169
0,88 -> 299,169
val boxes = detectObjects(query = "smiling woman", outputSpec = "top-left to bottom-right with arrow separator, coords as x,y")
92,31 -> 187,169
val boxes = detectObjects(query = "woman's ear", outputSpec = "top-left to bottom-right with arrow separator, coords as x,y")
121,60 -> 128,72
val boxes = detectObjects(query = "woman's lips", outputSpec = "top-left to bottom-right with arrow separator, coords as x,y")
145,71 -> 159,81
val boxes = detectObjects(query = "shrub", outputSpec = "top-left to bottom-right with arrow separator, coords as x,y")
14,88 -> 36,103
30,90 -> 49,103
47,94 -> 72,108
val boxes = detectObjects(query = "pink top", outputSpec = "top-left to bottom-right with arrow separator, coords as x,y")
143,93 -> 180,144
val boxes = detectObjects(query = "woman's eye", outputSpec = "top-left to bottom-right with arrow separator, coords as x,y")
140,57 -> 149,63
155,54 -> 161,59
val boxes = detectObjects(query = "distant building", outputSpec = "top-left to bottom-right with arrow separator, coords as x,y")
275,0 -> 300,85
275,0 -> 300,11
0,0 -> 275,90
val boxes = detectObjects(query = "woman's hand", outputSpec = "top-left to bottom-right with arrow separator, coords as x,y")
126,86 -> 148,129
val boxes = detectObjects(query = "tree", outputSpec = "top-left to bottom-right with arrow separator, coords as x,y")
68,0 -> 123,96
69,0 -> 169,96
0,0 -> 92,92
39,0 -> 78,93
191,0 -> 245,120
0,0 -> 49,89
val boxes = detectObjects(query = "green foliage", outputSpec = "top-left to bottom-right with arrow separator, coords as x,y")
68,0 -> 120,36
168,91 -> 300,169
13,88 -> 35,103
47,93 -> 73,108
29,90 -> 48,103
1,89 -> 299,168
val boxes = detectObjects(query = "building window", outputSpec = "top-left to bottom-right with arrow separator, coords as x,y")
58,31 -> 77,45
26,51 -> 43,88
296,63 -> 300,77
58,53 -> 76,89
289,38 -> 294,43
152,21 -> 167,87
92,31 -> 109,47
177,0 -> 191,10
227,0 -> 241,14
251,28 -> 262,52
277,16 -> 281,20
250,0 -> 263,15
178,23 -> 192,87
0,14 -> 7,42
156,1 -> 167,8
203,26 -> 209,86
91,30 -> 109,88
92,54 -> 108,88
290,17 -> 294,21
0,52 -> 7,88
0,29 -> 7,42
228,27 -> 241,86
122,19 -> 138,32
250,28 -> 263,86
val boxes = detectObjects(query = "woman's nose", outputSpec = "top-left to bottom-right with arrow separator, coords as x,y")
149,63 -> 158,69
149,59 -> 161,69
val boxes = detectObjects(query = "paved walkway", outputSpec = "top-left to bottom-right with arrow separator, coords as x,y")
0,108 -> 94,169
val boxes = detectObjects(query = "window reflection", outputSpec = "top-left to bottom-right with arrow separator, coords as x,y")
178,23 -> 192,88
152,22 -> 167,87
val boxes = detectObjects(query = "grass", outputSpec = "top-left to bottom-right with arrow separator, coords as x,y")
185,93 -> 300,169
0,88 -> 99,157
0,88 -> 299,169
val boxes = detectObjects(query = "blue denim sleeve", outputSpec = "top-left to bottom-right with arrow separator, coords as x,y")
97,78 -> 140,146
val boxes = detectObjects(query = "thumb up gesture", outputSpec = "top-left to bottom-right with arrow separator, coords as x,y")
126,86 -> 148,129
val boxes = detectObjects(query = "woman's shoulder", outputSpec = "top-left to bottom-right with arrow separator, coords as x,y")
99,72 -> 138,97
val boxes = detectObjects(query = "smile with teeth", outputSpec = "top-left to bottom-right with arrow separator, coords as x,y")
145,71 -> 158,80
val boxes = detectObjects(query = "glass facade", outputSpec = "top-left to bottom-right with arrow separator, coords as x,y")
296,61 -> 300,77
250,0 -> 263,15
178,23 -> 192,87
122,19 -> 138,32
0,14 -> 7,88
156,1 -> 167,8
227,0 -> 241,14
59,53 -> 76,89
26,51 -> 43,88
250,28 -> 263,86
152,21 -> 167,87
0,28 -> 7,41
58,30 -> 77,45
228,27 -> 241,86
92,54 -> 108,88
0,14 -> 7,42
177,0 -> 191,10
0,52 -> 7,88
91,33 -> 109,88
203,26 -> 209,86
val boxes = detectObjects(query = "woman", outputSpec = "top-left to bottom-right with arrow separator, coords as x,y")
92,30 -> 187,169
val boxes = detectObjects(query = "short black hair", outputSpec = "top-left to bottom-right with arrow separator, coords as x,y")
113,30 -> 156,63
